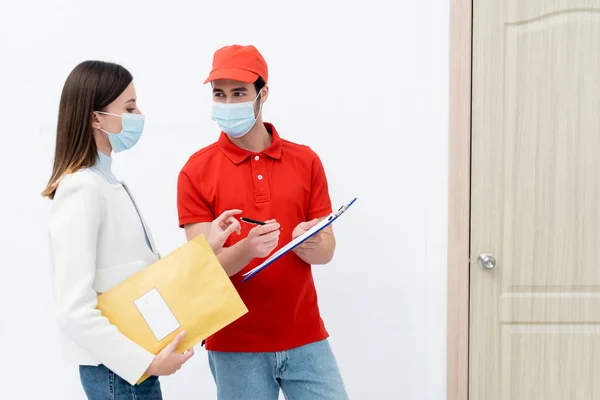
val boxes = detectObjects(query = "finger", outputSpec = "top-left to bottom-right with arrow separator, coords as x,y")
263,237 -> 280,248
299,237 -> 319,245
300,236 -> 321,246
223,221 -> 241,237
261,233 -> 280,246
219,216 -> 237,231
168,331 -> 186,350
293,248 -> 308,256
255,222 -> 280,235
261,230 -> 280,241
181,347 -> 195,363
264,222 -> 281,233
298,218 -> 319,229
223,216 -> 240,229
227,217 -> 241,234
295,222 -> 309,231
296,242 -> 318,250
294,222 -> 311,232
215,209 -> 243,223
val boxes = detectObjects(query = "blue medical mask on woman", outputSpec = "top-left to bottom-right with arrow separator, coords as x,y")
95,112 -> 145,153
211,91 -> 263,138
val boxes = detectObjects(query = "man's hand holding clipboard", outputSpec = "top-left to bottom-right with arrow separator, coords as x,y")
241,198 -> 357,282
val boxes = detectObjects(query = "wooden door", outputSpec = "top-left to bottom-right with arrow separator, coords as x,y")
469,1 -> 600,399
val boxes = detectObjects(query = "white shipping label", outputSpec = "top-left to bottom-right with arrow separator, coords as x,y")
133,288 -> 180,341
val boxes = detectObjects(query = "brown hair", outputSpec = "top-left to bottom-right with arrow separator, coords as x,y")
42,61 -> 133,199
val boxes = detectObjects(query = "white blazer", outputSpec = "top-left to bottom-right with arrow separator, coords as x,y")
48,168 -> 160,385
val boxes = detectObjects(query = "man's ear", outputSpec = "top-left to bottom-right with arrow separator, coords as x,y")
259,85 -> 270,103
91,112 -> 102,130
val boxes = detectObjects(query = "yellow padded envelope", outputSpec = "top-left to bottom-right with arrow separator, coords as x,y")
96,235 -> 248,384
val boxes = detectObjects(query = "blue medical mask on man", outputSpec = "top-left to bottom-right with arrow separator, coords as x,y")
95,112 -> 145,152
211,91 -> 263,138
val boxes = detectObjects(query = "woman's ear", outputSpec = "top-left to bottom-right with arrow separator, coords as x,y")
91,112 -> 102,130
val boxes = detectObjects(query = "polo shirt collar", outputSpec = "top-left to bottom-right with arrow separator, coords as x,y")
218,122 -> 282,165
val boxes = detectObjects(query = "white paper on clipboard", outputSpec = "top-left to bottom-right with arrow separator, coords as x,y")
242,197 -> 357,282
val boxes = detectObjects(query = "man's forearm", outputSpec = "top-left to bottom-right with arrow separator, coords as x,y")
295,233 -> 336,265
217,238 -> 255,277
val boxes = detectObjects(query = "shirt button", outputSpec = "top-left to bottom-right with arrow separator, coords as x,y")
254,155 -> 260,161
257,174 -> 263,180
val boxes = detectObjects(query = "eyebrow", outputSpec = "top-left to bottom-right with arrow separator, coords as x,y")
212,87 -> 248,93
125,98 -> 136,104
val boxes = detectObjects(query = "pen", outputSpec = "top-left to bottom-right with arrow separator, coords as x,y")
240,217 -> 282,230
240,217 -> 266,226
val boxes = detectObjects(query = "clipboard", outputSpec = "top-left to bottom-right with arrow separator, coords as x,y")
242,197 -> 357,282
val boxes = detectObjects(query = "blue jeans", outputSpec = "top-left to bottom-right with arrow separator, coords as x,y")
79,365 -> 162,400
208,339 -> 348,400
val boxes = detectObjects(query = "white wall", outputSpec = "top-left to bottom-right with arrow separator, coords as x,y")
0,1 -> 448,399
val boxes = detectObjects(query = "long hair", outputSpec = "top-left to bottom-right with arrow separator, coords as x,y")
42,61 -> 133,199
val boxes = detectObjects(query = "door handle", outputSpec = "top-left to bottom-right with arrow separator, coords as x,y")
477,253 -> 496,270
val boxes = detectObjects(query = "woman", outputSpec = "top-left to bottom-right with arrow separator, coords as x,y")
43,60 -> 241,399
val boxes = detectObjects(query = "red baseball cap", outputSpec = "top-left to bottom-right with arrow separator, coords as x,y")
204,45 -> 268,84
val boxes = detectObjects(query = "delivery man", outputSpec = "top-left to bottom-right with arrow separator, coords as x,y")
177,44 -> 348,400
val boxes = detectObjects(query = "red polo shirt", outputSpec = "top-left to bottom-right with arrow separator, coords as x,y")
177,123 -> 332,352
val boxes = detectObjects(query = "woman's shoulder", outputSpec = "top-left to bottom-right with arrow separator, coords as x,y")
49,169 -> 107,230
54,168 -> 105,201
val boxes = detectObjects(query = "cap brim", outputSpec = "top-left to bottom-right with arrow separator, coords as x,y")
203,68 -> 259,84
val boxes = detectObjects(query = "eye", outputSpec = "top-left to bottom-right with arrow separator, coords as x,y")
233,92 -> 246,97
126,108 -> 136,113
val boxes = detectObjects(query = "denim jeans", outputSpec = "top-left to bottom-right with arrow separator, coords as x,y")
79,365 -> 162,400
208,339 -> 348,400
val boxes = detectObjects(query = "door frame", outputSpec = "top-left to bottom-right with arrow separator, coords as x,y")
447,0 -> 472,399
